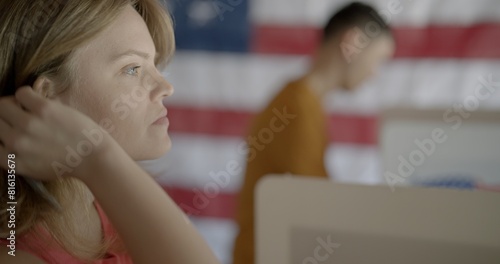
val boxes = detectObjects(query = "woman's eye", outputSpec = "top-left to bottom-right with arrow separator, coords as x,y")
125,66 -> 141,76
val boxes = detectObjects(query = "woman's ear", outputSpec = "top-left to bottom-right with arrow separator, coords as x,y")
32,76 -> 57,98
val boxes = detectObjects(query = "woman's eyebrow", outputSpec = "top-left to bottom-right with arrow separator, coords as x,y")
110,49 -> 159,62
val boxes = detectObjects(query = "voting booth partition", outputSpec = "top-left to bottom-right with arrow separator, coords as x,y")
255,176 -> 500,264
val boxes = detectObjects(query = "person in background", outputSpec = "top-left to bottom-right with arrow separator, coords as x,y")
232,2 -> 396,264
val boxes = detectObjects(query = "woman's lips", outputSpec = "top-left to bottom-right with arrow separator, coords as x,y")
152,115 -> 169,126
152,108 -> 169,125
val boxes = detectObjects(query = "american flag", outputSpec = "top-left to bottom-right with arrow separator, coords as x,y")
138,1 -> 500,263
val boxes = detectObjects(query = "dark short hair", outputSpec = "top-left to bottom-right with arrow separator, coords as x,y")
323,2 -> 391,42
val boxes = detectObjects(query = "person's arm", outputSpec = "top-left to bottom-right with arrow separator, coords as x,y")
0,87 -> 220,264
80,142 -> 219,263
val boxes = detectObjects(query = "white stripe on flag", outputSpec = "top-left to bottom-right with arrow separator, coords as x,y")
165,53 -> 500,114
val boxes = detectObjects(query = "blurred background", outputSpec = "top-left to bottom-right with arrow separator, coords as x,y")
138,0 -> 500,263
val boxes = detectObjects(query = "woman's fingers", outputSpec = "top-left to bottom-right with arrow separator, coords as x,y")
0,86 -> 117,181
14,86 -> 49,116
0,96 -> 34,133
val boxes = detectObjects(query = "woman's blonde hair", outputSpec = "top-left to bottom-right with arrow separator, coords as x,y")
0,0 -> 175,261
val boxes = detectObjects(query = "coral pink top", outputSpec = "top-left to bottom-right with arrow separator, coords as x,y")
0,201 -> 133,263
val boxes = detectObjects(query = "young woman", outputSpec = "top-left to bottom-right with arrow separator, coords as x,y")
0,0 -> 220,263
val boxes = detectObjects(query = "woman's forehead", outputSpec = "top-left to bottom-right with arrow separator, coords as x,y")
76,5 -> 156,62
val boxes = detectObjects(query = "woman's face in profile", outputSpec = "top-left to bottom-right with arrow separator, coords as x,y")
56,5 -> 174,160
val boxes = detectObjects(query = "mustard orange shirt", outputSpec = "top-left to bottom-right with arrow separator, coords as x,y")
232,78 -> 329,264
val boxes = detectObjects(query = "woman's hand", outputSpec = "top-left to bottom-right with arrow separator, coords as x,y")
0,86 -> 116,181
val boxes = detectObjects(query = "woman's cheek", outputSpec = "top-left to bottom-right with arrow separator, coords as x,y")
104,80 -> 142,121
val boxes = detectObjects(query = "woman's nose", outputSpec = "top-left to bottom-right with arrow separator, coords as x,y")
147,68 -> 174,101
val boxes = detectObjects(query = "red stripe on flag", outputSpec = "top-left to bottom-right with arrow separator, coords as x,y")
251,25 -> 321,55
168,106 -> 378,145
168,107 -> 254,138
329,114 -> 377,145
163,185 -> 238,219
251,23 -> 500,58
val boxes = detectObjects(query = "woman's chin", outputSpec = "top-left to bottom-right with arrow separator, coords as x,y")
150,142 -> 172,159
130,140 -> 171,161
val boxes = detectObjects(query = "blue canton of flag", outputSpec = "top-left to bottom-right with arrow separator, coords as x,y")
168,0 -> 250,52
